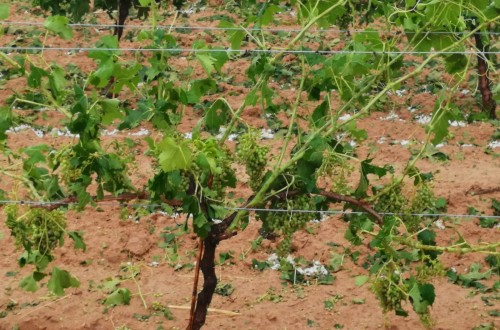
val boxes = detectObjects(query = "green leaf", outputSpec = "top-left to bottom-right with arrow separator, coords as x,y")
408,281 -> 435,314
329,253 -> 344,272
158,138 -> 192,172
44,16 -> 73,40
101,279 -> 121,293
68,231 -> 86,252
100,99 -> 123,124
193,213 -> 211,238
252,259 -> 269,270
48,66 -> 67,100
0,3 -> 9,20
196,53 -> 216,75
104,288 -> 131,306
311,100 -> 328,127
47,267 -> 80,296
355,159 -> 388,198
19,272 -> 45,292
90,57 -> 115,88
28,64 -> 48,88
427,101 -> 458,146
354,275 -> 370,286
0,107 -> 13,140
354,275 -> 369,287
205,99 -> 229,133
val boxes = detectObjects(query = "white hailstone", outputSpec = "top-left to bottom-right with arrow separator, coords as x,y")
415,115 -> 432,124
267,253 -> 281,270
129,128 -> 149,136
102,129 -> 118,136
32,128 -> 44,137
261,128 -> 274,139
338,114 -> 351,121
400,140 -> 410,146
448,120 -> 466,127
379,112 -> 403,121
434,219 -> 446,230
488,141 -> 500,149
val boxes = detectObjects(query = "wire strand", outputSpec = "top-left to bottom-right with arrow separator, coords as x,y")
2,20 -> 500,36
1,46 -> 499,55
1,200 -> 499,219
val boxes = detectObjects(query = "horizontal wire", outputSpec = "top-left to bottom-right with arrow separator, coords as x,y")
1,46 -> 499,55
2,20 -> 500,36
1,200 -> 499,219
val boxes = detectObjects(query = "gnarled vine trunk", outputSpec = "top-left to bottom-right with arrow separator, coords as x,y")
190,236 -> 219,330
473,26 -> 497,119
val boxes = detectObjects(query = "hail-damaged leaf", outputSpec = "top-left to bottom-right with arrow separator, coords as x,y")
355,159 -> 388,198
28,64 -> 48,88
68,231 -> 86,252
44,16 -> 73,40
19,271 -> 45,292
104,288 -> 131,306
354,275 -> 369,287
47,267 -> 80,296
158,137 -> 192,172
218,21 -> 245,51
426,99 -> 459,145
311,100 -> 328,128
205,99 -> 230,133
99,99 -> 123,125
408,279 -> 435,314
48,66 -> 67,100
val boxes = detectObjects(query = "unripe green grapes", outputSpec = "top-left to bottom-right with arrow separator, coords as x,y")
372,271 -> 407,313
400,183 -> 436,232
410,183 -> 434,214
375,185 -> 408,215
237,131 -> 269,191
5,206 -> 66,255
263,195 -> 318,256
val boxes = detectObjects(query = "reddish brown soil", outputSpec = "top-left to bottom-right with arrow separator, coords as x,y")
1,2 -> 499,330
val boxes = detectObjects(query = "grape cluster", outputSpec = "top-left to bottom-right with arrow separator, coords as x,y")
374,185 -> 408,215
6,207 -> 66,255
237,131 -> 269,191
372,273 -> 407,313
211,162 -> 234,200
404,183 -> 436,232
410,184 -> 435,214
167,171 -> 190,193
264,195 -> 317,255
60,157 -> 83,183
50,147 -> 83,185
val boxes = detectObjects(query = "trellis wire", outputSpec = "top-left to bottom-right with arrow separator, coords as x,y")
2,21 -> 500,36
1,200 -> 499,220
1,46 -> 499,55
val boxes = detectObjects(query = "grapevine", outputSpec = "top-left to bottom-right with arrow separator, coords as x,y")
0,0 -> 498,329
